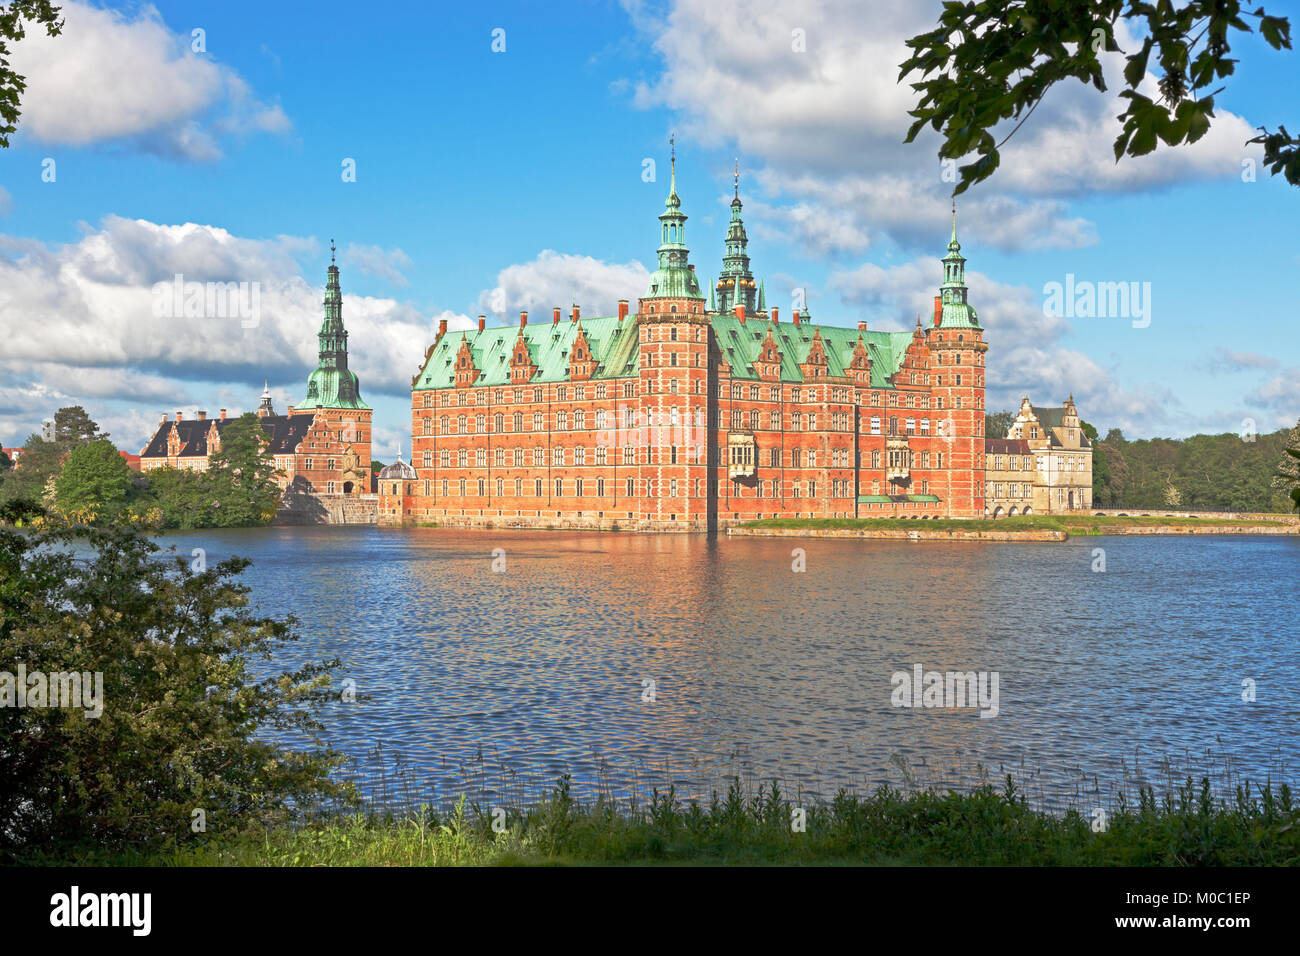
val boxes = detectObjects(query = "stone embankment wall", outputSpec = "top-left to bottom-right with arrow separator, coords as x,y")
728,527 -> 1067,541
276,492 -> 378,525
1090,508 -> 1299,525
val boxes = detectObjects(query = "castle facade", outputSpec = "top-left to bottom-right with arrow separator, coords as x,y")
380,157 -> 995,530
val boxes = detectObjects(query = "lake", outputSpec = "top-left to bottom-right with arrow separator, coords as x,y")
155,526 -> 1300,813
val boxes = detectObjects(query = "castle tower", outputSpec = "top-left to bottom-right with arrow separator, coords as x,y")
715,160 -> 757,316
295,242 -> 373,495
925,205 -> 988,517
635,139 -> 711,526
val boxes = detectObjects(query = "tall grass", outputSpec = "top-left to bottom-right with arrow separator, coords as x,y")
21,774 -> 1299,867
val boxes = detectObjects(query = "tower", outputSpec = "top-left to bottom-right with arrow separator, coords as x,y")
926,205 -> 988,517
635,139 -> 710,526
715,159 -> 757,315
296,242 -> 373,495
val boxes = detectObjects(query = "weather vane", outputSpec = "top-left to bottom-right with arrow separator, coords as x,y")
734,157 -> 740,197
330,237 -> 336,263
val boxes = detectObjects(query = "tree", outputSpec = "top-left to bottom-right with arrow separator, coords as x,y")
0,433 -> 60,507
1275,417 -> 1300,512
205,413 -> 283,526
901,1 -> 1296,195
985,409 -> 1015,439
0,1 -> 63,148
51,405 -> 108,453
0,450 -> 11,474
0,502 -> 355,850
52,439 -> 132,522
144,466 -> 214,529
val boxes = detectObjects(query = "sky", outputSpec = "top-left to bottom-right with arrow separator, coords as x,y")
0,0 -> 1297,457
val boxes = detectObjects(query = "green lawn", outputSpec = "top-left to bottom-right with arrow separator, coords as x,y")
16,779 -> 1298,867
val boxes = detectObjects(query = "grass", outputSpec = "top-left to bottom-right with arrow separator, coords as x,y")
15,776 -> 1300,867
740,514 -> 1293,535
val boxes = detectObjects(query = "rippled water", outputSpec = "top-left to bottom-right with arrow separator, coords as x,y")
156,526 -> 1300,812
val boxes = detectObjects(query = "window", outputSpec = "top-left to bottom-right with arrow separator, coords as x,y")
494,413 -> 504,432
533,447 -> 545,466
575,447 -> 586,465
476,449 -> 487,467
496,477 -> 504,496
423,450 -> 432,467
553,448 -> 565,466
576,478 -> 584,496
514,448 -> 524,466
626,477 -> 635,497
535,478 -> 543,496
514,411 -> 523,431
870,416 -> 881,435
770,411 -> 781,430
477,478 -> 486,496
623,445 -> 635,465
423,418 -> 432,435
494,448 -> 505,467
554,478 -> 563,497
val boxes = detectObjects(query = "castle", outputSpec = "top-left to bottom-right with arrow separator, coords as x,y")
378,153 -> 1007,531
140,245 -> 373,497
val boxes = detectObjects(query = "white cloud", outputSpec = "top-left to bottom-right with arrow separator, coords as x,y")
475,249 -> 651,319
829,255 -> 1178,432
0,217 -> 466,449
9,2 -> 290,161
344,243 -> 414,287
627,0 -> 1262,256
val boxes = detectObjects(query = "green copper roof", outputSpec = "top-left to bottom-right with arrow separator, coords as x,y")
413,314 -> 925,391
300,255 -> 370,410
710,313 -> 915,387
938,206 -> 981,329
644,150 -> 705,301
415,316 -> 641,389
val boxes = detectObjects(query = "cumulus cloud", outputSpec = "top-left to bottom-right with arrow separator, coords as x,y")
344,243 -> 414,287
0,217 -> 465,448
829,256 -> 1177,433
9,2 -> 290,161
475,250 -> 651,319
628,0 -> 1261,256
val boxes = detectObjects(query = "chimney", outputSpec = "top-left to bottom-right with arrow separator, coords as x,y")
438,318 -> 448,338
771,307 -> 779,323
571,305 -> 579,323
553,307 -> 561,325
520,310 -> 528,328
688,264 -> 695,272
219,408 -> 227,420
197,410 -> 207,420
735,304 -> 746,324
175,411 -> 183,421
287,405 -> 295,415
792,310 -> 802,327
159,413 -> 167,424
857,321 -> 866,332
477,315 -> 486,332
933,296 -> 942,327
617,299 -> 628,322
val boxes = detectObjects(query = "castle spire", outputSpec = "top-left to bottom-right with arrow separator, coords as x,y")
299,249 -> 372,409
716,158 -> 756,314
643,139 -> 703,301
937,201 -> 981,329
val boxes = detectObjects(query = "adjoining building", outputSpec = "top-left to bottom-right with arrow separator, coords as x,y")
984,396 -> 1093,515
140,249 -> 373,497
382,153 -> 991,530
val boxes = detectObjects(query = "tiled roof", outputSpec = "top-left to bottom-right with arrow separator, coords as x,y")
985,437 -> 1031,454
140,414 -> 313,459
414,315 -> 917,390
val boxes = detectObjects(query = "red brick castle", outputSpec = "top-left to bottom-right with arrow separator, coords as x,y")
380,153 -> 988,530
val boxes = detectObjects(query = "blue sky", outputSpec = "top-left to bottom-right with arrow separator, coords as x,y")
0,0 -> 1297,456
